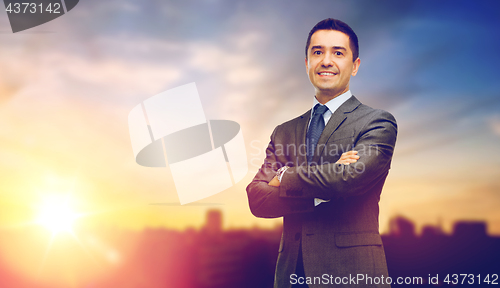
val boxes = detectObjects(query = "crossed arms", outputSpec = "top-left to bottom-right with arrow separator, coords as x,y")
246,110 -> 397,218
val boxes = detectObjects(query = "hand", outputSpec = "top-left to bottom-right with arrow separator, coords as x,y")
268,152 -> 357,187
268,176 -> 280,187
336,150 -> 359,165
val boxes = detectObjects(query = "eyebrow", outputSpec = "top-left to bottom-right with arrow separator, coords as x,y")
311,45 -> 347,51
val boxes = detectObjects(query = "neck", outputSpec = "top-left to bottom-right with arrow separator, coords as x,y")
315,87 -> 348,104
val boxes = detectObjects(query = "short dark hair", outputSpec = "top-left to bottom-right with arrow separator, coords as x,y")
305,18 -> 359,62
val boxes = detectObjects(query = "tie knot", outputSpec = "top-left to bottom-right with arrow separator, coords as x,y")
313,104 -> 328,116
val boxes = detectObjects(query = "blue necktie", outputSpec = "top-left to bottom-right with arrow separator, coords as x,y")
306,104 -> 329,163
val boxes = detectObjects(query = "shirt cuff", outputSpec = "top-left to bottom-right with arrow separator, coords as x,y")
277,166 -> 290,182
314,198 -> 330,206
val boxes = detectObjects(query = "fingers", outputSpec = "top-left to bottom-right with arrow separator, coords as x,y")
343,150 -> 358,156
335,150 -> 359,165
268,176 -> 281,187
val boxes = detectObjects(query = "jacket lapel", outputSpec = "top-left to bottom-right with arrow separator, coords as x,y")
296,110 -> 311,166
315,96 -> 361,161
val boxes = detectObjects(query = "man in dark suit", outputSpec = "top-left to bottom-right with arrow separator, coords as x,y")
247,19 -> 397,288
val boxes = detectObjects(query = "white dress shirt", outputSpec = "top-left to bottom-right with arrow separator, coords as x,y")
309,90 -> 352,206
308,90 -> 352,129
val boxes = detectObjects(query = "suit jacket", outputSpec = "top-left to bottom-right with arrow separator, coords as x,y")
247,96 -> 397,288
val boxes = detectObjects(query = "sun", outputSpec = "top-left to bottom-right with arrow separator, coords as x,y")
36,196 -> 79,234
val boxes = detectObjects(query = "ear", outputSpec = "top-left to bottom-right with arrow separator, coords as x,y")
351,57 -> 361,76
305,57 -> 309,75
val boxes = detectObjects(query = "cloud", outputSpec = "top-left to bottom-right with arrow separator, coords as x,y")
0,81 -> 21,105
489,115 -> 500,136
59,54 -> 183,96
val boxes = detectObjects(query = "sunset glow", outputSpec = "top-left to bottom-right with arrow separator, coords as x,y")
36,196 -> 79,235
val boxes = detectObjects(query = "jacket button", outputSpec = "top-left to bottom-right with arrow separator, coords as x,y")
295,233 -> 301,241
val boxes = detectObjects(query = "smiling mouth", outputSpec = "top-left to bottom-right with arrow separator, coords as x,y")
318,72 -> 337,76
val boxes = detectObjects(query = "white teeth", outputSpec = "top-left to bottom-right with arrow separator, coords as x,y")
319,72 -> 335,75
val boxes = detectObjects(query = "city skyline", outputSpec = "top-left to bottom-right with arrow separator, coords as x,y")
1,209 -> 498,288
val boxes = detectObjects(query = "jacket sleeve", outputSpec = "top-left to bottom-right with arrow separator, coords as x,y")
279,110 -> 397,200
246,126 -> 315,218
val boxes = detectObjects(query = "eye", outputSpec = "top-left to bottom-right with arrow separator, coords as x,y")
313,50 -> 322,55
334,51 -> 344,56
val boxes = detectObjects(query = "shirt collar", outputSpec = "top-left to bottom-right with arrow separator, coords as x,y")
312,90 -> 352,114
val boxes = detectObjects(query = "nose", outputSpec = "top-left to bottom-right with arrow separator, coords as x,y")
321,52 -> 334,67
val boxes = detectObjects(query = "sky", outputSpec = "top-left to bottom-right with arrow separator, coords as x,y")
0,0 -> 499,237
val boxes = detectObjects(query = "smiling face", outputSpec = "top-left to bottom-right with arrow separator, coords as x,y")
305,30 -> 360,103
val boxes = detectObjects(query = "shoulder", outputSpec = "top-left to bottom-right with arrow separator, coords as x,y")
351,104 -> 398,142
357,104 -> 397,123
348,95 -> 396,125
345,97 -> 398,137
267,110 -> 310,143
275,109 -> 310,131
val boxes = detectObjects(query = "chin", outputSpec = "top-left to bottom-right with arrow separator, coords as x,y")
317,84 -> 339,92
